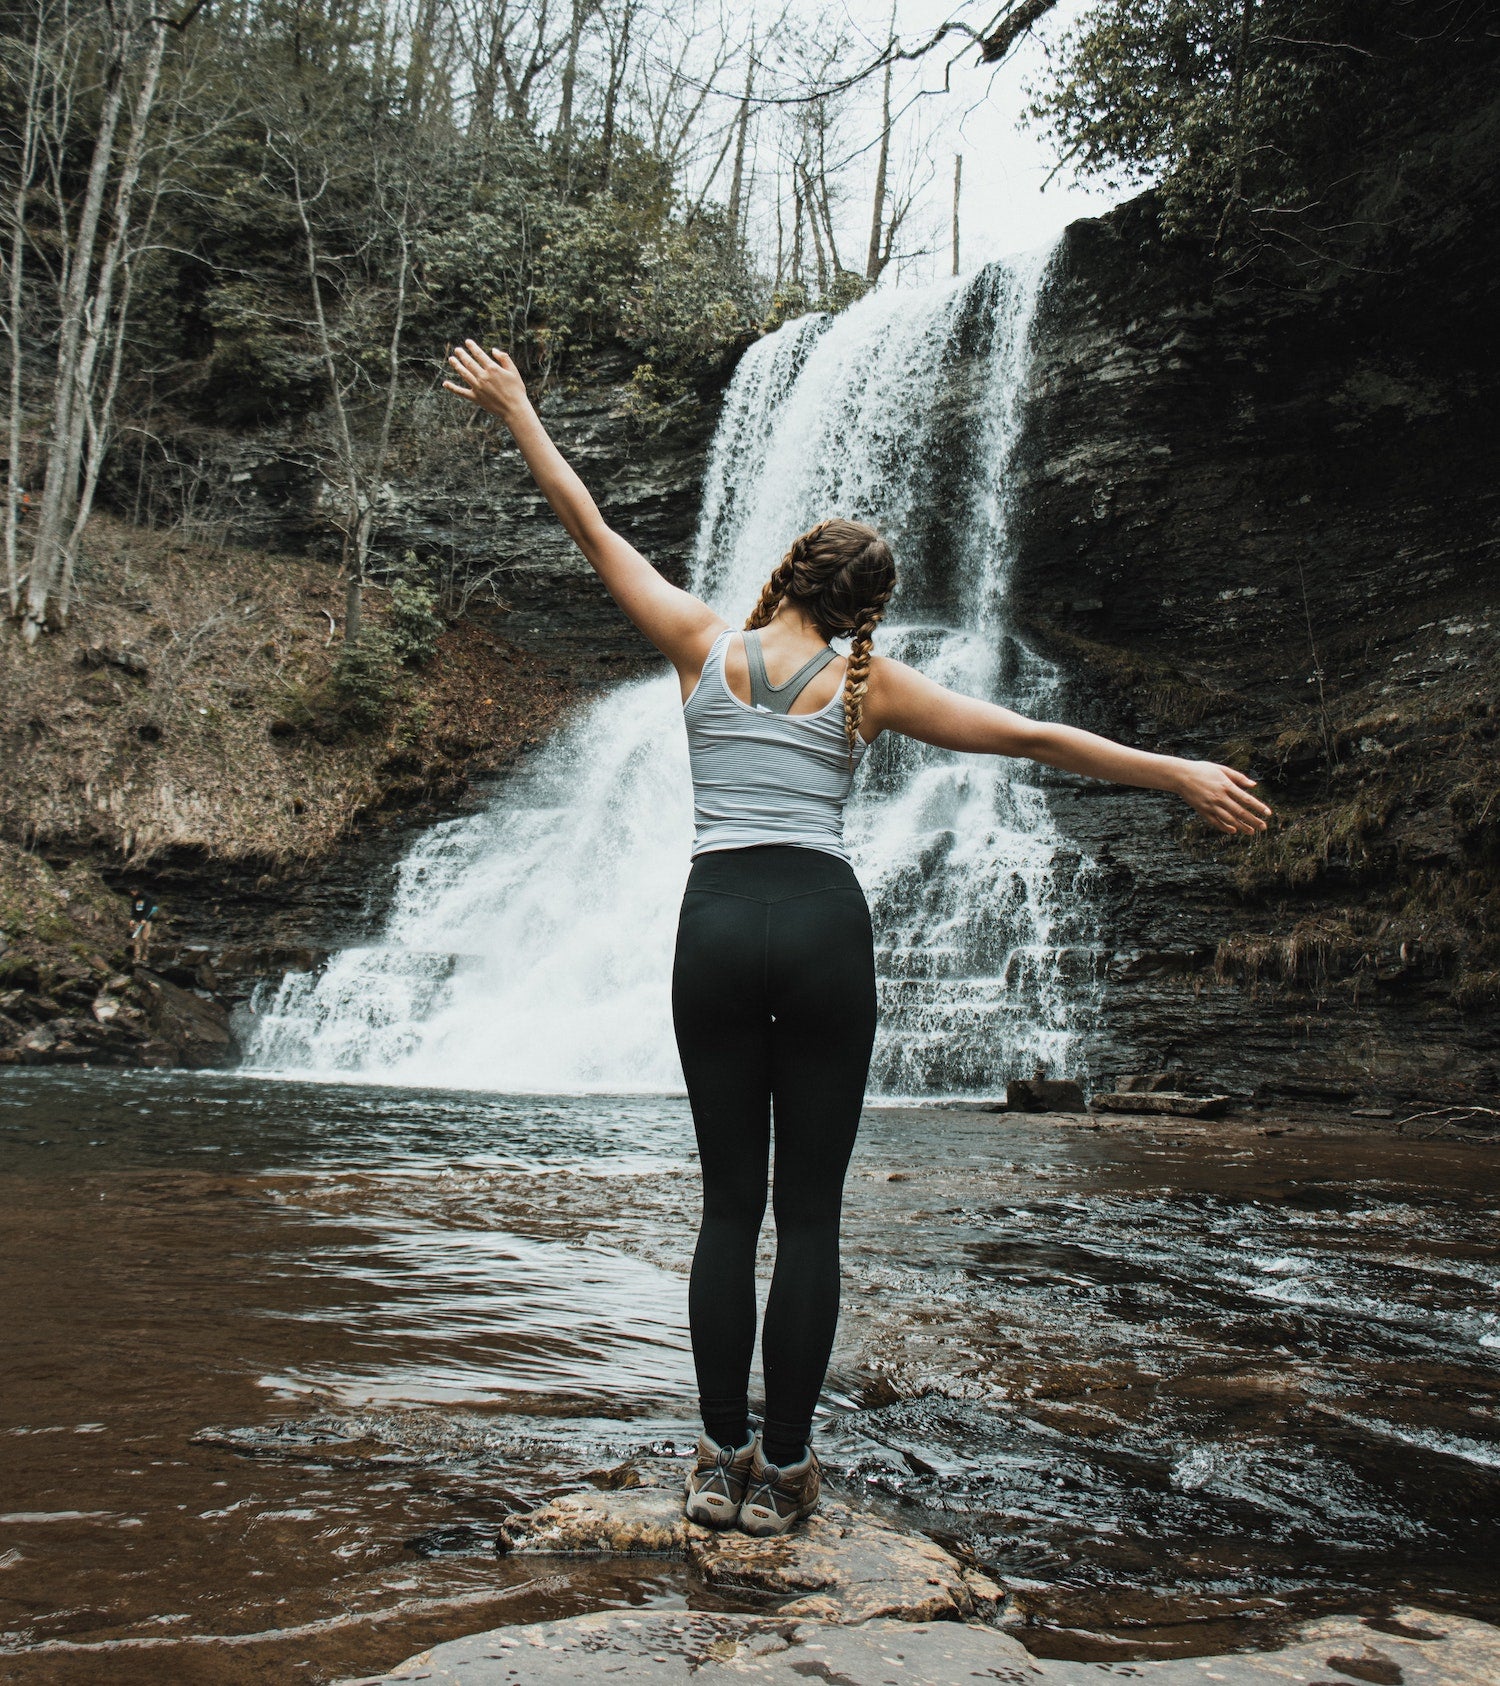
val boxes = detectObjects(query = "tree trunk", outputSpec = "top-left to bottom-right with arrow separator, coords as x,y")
951,152 -> 962,276
865,4 -> 896,282
790,176 -> 804,289
23,12 -> 134,642
977,0 -> 1059,64
63,97 -> 174,620
4,9 -> 46,621
601,0 -> 633,182
344,558 -> 364,645
802,165 -> 828,295
813,114 -> 840,275
49,20 -> 169,627
557,0 -> 587,157
290,157 -> 366,642
726,45 -> 755,241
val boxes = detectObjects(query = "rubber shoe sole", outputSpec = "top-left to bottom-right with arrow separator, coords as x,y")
738,1494 -> 806,1535
684,1486 -> 742,1528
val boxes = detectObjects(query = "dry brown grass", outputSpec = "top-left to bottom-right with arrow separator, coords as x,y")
1,513 -> 583,868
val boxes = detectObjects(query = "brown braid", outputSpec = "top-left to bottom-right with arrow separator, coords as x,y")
840,578 -> 895,769
744,527 -> 825,631
743,518 -> 898,769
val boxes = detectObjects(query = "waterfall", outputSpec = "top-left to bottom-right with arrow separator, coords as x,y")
244,247 -> 1100,1095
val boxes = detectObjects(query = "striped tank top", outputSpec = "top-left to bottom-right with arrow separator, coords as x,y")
683,626 -> 869,862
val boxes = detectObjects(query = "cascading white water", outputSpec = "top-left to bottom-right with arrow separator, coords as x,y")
245,247 -> 1101,1094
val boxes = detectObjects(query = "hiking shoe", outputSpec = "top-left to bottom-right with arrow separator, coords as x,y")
737,1442 -> 821,1536
683,1431 -> 758,1528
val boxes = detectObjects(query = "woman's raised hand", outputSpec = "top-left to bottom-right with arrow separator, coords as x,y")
1173,760 -> 1273,835
443,340 -> 529,424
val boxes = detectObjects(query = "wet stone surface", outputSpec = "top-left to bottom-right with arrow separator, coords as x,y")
496,1468 -> 1004,1625
347,1605 -> 1500,1684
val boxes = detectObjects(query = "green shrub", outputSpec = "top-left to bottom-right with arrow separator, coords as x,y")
332,629 -> 400,729
388,567 -> 442,668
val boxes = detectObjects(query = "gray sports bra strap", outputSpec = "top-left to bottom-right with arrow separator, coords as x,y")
743,629 -> 838,715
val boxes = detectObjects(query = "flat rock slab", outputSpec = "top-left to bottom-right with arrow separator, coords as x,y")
496,1479 -> 999,1624
344,1604 -> 1500,1685
1090,1090 -> 1232,1117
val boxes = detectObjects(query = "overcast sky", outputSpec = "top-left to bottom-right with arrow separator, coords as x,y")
732,0 -> 1130,281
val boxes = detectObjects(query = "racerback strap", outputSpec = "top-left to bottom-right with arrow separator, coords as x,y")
743,629 -> 838,715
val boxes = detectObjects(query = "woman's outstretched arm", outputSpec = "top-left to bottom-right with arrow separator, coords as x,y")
863,656 -> 1271,836
443,340 -> 725,670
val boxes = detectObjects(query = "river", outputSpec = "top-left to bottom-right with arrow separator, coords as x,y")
3,1070 -> 1497,1683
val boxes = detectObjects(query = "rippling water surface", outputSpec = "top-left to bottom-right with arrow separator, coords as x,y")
2,1071 -> 1496,1682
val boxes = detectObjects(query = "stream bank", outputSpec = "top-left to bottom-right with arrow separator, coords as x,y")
0,357 -> 719,1067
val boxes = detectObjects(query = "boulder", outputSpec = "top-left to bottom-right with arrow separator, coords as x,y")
20,1022 -> 58,1057
1004,1078 -> 1087,1113
498,1486 -> 687,1558
132,968 -> 235,1067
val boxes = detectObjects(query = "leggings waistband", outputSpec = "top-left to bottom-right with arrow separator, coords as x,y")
684,844 -> 863,903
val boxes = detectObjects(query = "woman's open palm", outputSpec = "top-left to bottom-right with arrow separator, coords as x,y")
1177,761 -> 1272,835
443,340 -> 528,422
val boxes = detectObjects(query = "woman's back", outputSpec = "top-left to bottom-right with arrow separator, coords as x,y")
683,628 -> 868,863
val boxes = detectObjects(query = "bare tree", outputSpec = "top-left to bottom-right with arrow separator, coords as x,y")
555,0 -> 595,157
726,33 -> 756,240
274,134 -> 421,644
599,0 -> 640,179
865,2 -> 897,282
1,0 -> 55,618
16,0 -> 205,644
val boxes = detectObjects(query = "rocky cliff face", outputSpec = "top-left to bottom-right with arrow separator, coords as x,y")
1012,187 -> 1499,1107
133,349 -> 716,665
1,354 -> 719,1066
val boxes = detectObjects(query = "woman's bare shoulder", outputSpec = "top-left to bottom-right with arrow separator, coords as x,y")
865,652 -> 923,691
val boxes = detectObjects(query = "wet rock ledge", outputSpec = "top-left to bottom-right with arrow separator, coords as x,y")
494,1474 -> 1001,1626
344,1470 -> 1500,1684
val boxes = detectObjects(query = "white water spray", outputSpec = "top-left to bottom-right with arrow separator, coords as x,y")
245,250 -> 1100,1093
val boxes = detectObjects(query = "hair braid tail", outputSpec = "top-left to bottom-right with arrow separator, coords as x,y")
841,578 -> 894,770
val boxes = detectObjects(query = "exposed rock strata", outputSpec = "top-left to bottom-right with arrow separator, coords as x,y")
128,349 -> 717,666
0,841 -> 236,1067
1013,176 -> 1500,1107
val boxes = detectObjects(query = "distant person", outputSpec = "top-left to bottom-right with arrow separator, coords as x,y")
444,340 -> 1272,1537
129,894 -> 159,966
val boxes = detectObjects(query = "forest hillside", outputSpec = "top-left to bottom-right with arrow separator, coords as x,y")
3,0 -> 1496,1104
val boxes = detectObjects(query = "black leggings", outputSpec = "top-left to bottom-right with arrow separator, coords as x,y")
671,844 -> 878,1460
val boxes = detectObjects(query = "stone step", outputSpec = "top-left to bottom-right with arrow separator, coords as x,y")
1090,1090 -> 1233,1117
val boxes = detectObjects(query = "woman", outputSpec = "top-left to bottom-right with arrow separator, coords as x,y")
443,340 -> 1271,1538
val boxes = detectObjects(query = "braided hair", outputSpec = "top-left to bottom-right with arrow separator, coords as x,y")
744,518 -> 897,768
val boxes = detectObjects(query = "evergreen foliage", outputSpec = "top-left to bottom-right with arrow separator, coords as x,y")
1026,0 -> 1498,275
